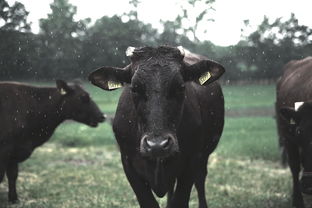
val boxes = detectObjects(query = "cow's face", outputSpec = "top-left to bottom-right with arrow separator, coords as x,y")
130,52 -> 185,158
281,102 -> 312,194
56,80 -> 105,127
89,46 -> 225,159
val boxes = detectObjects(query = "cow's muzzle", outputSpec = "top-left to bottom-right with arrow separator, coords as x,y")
301,172 -> 312,195
140,133 -> 178,158
88,114 -> 106,127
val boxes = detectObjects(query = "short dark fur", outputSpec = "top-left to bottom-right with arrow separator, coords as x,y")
276,57 -> 312,208
0,80 -> 105,203
89,46 -> 225,208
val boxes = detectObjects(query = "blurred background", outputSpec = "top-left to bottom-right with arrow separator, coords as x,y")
0,0 -> 312,207
1,0 -> 311,82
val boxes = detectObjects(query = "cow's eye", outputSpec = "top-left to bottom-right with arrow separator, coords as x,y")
80,95 -> 90,103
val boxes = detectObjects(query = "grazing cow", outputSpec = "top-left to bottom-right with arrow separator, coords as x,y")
89,46 -> 225,208
0,80 -> 105,203
276,57 -> 312,208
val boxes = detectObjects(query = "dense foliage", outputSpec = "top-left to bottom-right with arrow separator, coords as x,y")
0,0 -> 311,81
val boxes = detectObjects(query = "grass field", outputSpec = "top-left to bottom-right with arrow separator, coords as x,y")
0,83 -> 296,208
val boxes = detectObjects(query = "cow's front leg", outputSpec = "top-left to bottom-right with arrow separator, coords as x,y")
287,145 -> 304,208
6,162 -> 19,203
168,167 -> 195,208
121,154 -> 159,208
194,155 -> 209,208
0,147 -> 10,183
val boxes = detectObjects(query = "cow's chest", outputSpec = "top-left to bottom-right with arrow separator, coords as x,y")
11,141 -> 34,162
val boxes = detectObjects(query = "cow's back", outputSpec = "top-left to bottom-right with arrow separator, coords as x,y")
277,57 -> 312,108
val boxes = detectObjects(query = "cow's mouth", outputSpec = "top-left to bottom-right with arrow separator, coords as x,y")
143,150 -> 178,159
87,114 -> 106,127
88,121 -> 99,127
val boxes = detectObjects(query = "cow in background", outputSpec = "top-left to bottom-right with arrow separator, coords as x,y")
276,57 -> 312,208
89,46 -> 225,208
0,80 -> 105,203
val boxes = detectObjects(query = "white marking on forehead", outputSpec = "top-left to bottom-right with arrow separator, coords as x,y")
295,101 -> 304,111
126,46 -> 135,57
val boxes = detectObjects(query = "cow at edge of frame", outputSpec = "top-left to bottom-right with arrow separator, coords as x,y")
276,56 -> 312,208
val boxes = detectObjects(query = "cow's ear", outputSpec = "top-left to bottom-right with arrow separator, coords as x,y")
182,59 -> 225,85
56,80 -> 72,95
280,107 -> 299,124
88,65 -> 132,91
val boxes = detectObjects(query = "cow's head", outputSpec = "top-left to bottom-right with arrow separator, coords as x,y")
280,101 -> 312,194
89,46 -> 224,158
56,80 -> 105,127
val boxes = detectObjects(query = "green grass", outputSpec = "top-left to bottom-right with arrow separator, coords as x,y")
0,83 -> 298,208
219,117 -> 279,161
223,84 -> 276,109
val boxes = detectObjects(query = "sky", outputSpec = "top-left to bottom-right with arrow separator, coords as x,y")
7,0 -> 312,46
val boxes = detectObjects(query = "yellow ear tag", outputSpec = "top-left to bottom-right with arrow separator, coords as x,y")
290,118 -> 296,125
107,80 -> 123,90
199,71 -> 211,85
60,88 -> 67,95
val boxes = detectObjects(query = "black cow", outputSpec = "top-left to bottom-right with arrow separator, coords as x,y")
89,46 -> 225,208
276,57 -> 312,208
0,80 -> 105,203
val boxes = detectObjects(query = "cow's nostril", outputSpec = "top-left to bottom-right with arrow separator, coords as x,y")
162,134 -> 175,149
146,138 -> 156,148
142,135 -> 153,149
160,138 -> 169,148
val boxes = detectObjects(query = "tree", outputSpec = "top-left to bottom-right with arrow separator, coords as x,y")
80,15 -> 157,74
0,0 -> 37,80
241,14 -> 312,80
0,0 -> 30,31
158,20 -> 182,46
38,0 -> 90,78
176,0 -> 215,42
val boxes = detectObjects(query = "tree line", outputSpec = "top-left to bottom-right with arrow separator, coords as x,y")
0,0 -> 311,81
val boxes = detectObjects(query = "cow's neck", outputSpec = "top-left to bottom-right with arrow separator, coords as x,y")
31,88 -> 66,130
